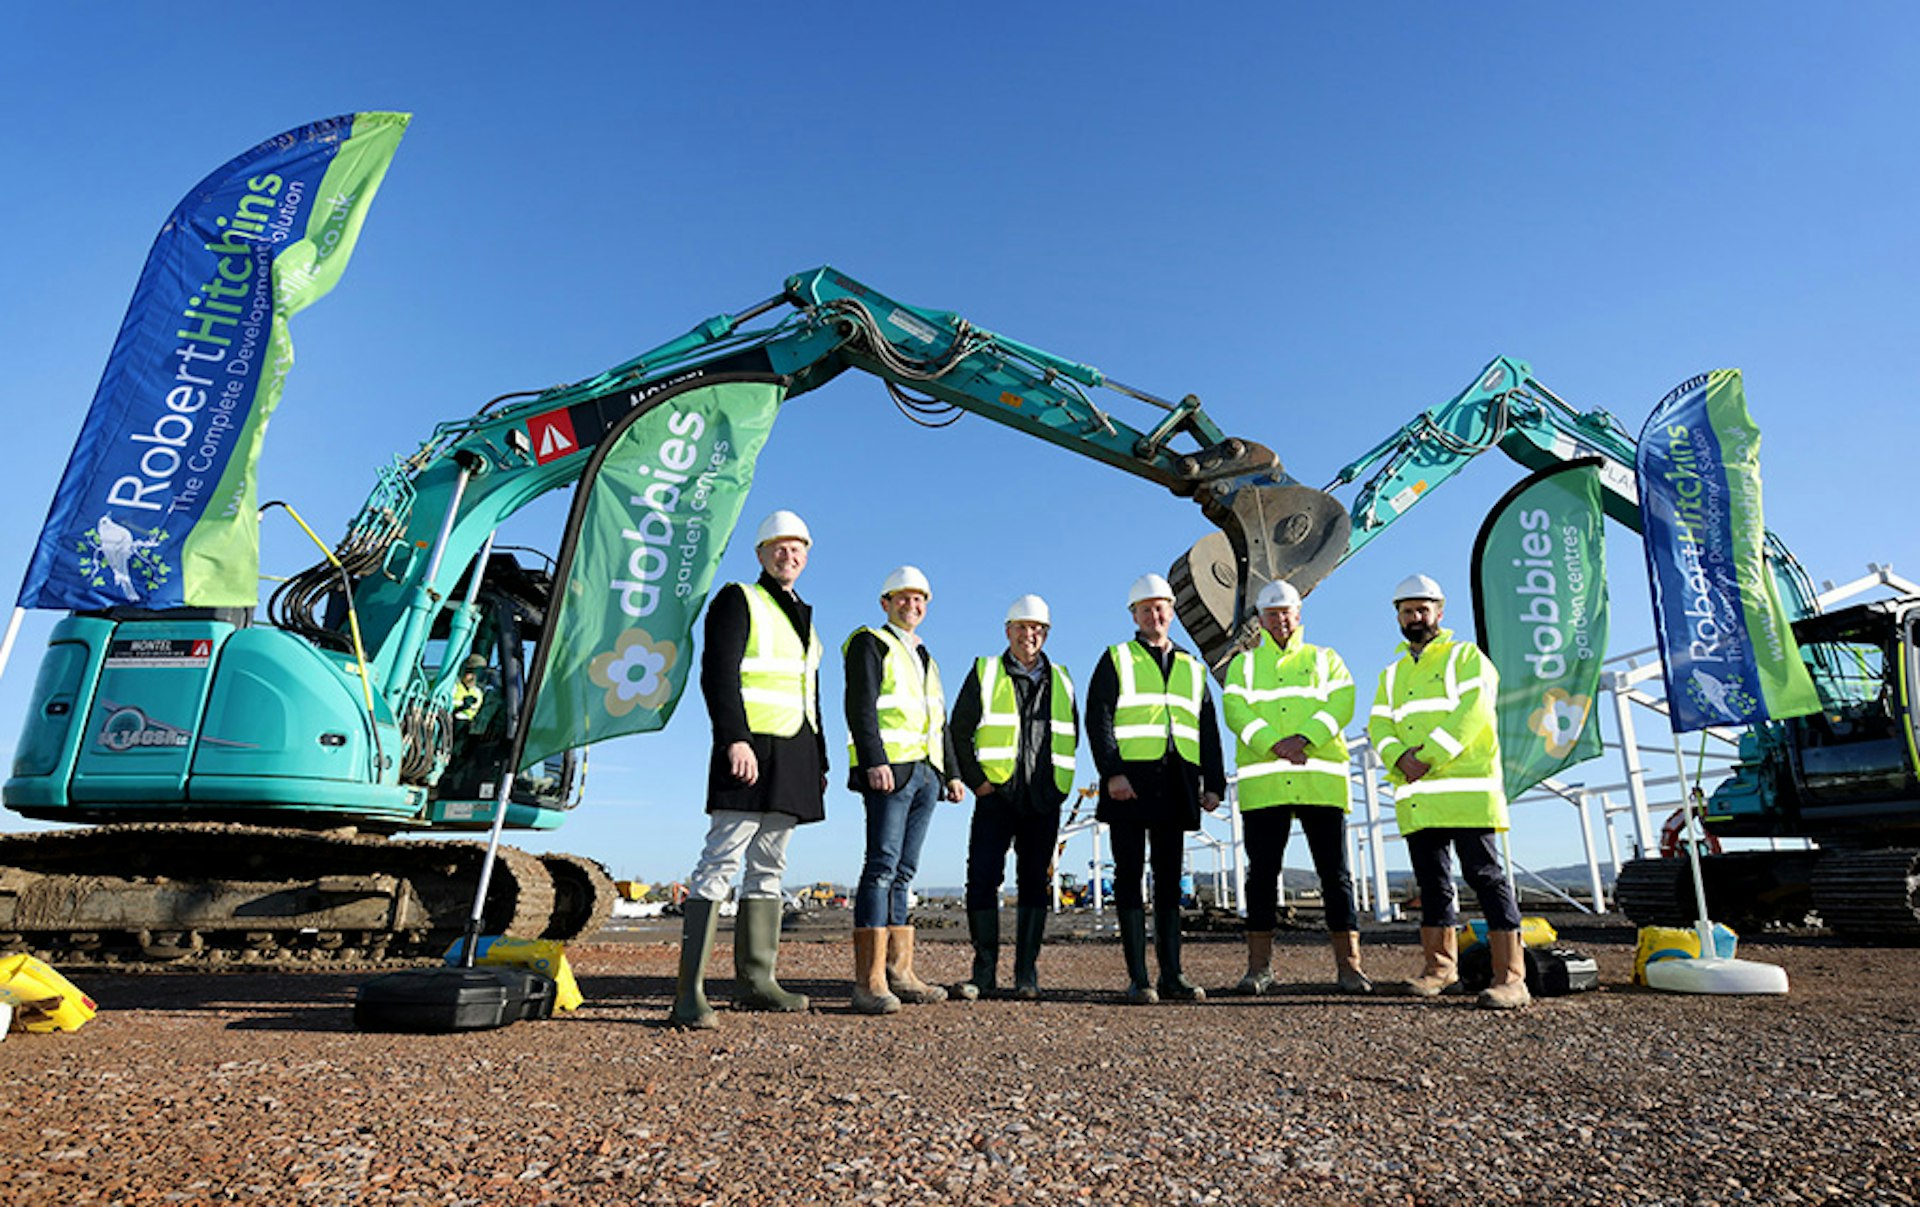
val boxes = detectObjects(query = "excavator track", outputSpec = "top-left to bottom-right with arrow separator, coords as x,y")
1810,847 -> 1920,941
537,851 -> 618,942
0,823 -> 584,968
1614,851 -> 1819,932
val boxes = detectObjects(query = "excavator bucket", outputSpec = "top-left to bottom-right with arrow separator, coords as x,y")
1170,482 -> 1351,674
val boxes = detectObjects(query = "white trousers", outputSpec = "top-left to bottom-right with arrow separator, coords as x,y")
689,810 -> 796,902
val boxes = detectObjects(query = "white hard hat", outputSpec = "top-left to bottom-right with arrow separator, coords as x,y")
1127,573 -> 1176,608
755,510 -> 811,547
1005,594 -> 1050,625
1392,573 -> 1446,603
1256,579 -> 1302,610
880,565 -> 932,599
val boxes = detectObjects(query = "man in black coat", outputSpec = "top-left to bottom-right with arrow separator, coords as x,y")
669,510 -> 826,1030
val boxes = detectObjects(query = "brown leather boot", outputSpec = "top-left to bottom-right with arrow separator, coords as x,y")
851,927 -> 901,1015
1400,925 -> 1459,997
885,925 -> 948,1003
1331,930 -> 1373,995
1477,929 -> 1533,1010
1236,931 -> 1275,995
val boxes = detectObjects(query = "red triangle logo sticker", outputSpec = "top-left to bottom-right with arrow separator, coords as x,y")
528,409 -> 580,465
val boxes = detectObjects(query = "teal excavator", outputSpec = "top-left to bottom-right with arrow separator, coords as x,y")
1,267 -> 1351,964
7,273 -> 1915,962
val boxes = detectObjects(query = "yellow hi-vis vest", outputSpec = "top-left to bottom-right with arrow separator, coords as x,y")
1366,629 -> 1507,834
738,583 -> 822,738
1223,628 -> 1354,811
1109,642 -> 1204,764
973,656 -> 1077,793
845,625 -> 946,772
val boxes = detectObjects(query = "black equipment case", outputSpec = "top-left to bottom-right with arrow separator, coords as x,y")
353,966 -> 558,1033
1457,943 -> 1600,997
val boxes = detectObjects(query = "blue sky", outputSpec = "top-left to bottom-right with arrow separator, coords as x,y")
2,6 -> 1914,890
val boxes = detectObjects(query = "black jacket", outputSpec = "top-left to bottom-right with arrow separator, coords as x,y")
950,651 -> 1076,815
843,626 -> 961,794
699,574 -> 827,823
1085,638 -> 1226,830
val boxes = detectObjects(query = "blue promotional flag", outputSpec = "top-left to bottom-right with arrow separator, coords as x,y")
18,112 -> 408,611
1636,370 -> 1819,731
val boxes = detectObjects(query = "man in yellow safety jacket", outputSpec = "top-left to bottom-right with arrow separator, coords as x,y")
844,564 -> 964,1015
669,510 -> 827,1030
1367,574 -> 1530,1010
1223,578 -> 1371,995
1086,573 -> 1225,1004
949,593 -> 1078,1001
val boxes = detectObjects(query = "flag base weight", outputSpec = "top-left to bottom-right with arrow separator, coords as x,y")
1644,955 -> 1789,996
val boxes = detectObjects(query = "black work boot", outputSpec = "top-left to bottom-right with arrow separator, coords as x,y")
668,898 -> 721,1029
733,896 -> 808,1012
1118,907 -> 1158,1004
954,908 -> 1000,1001
1012,905 -> 1048,1000
1154,904 -> 1205,1001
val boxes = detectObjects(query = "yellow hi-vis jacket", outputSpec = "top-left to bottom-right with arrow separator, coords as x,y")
844,625 -> 947,773
1367,628 -> 1507,834
1223,627 -> 1354,811
738,582 -> 822,738
973,656 -> 1077,793
1108,642 -> 1204,764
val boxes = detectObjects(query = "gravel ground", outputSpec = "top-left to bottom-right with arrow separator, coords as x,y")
4,922 -> 1917,1205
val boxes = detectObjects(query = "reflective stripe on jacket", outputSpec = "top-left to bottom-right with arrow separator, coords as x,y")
1109,641 -> 1203,764
1223,628 -> 1353,810
844,625 -> 946,772
739,583 -> 822,738
1366,628 -> 1507,833
974,656 -> 1077,793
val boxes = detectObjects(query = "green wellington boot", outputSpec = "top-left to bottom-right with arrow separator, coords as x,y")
1118,907 -> 1158,1004
733,896 -> 809,1012
954,908 -> 1000,1001
1154,905 -> 1205,1001
1012,905 -> 1048,1000
668,898 -> 721,1030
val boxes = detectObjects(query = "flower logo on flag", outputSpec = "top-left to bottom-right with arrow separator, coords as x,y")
1527,688 -> 1592,758
589,629 -> 678,717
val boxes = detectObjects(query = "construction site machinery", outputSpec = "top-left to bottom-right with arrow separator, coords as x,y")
1217,355 -> 1915,938
3,266 -> 1345,964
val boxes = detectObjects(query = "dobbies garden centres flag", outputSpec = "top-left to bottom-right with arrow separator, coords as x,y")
1471,459 -> 1609,797
518,379 -> 784,768
18,112 -> 409,612
1636,370 -> 1819,732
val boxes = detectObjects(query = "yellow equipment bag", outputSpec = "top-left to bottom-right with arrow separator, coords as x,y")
1457,916 -> 1558,951
0,953 -> 98,1033
1633,923 -> 1738,984
445,937 -> 584,1011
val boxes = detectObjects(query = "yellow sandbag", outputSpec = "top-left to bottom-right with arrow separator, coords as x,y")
1634,923 -> 1738,984
444,937 -> 584,1011
0,953 -> 98,1033
1457,916 -> 1559,951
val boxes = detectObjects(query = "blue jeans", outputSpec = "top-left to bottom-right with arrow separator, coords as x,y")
855,762 -> 940,928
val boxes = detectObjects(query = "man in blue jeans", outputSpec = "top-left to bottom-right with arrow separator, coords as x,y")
843,565 -> 964,1015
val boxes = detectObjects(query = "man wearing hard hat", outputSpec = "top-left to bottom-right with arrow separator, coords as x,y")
1223,578 -> 1372,995
1085,573 -> 1226,1004
843,565 -> 964,1015
1367,574 -> 1530,1010
948,594 -> 1079,1001
669,510 -> 827,1029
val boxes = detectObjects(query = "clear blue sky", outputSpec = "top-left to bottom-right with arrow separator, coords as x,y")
3,6 -> 1914,889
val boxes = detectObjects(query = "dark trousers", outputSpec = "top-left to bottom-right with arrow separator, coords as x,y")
1242,805 -> 1359,932
1108,818 -> 1187,912
964,796 -> 1061,911
1405,827 -> 1522,931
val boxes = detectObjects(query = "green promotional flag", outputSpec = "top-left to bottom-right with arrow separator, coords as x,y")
1471,460 -> 1609,797
519,379 -> 784,767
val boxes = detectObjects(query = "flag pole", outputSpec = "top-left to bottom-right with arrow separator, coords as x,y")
0,606 -> 25,684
